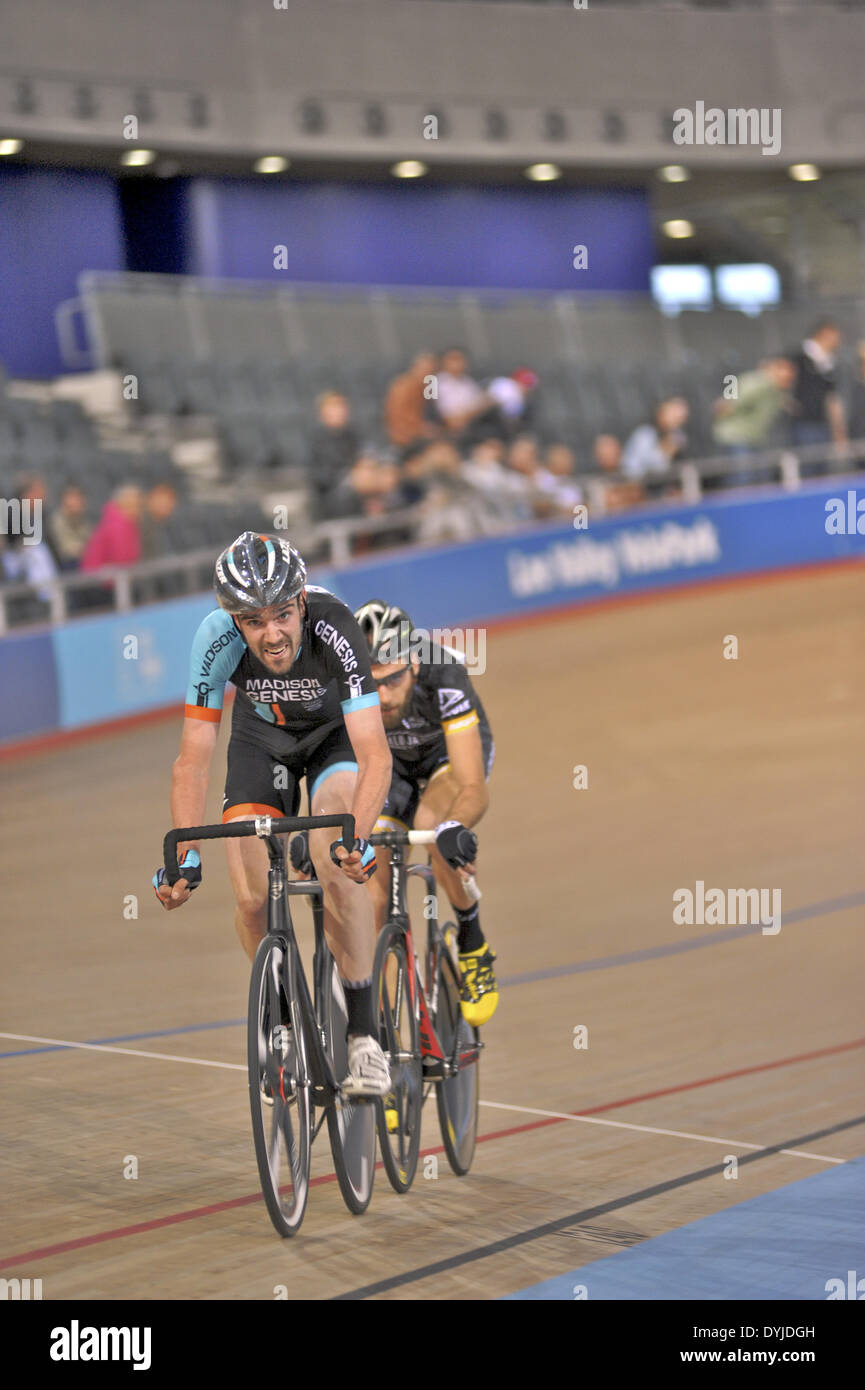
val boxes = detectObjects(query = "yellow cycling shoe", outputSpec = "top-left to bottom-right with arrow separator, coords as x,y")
384,1090 -> 399,1134
457,945 -> 498,1027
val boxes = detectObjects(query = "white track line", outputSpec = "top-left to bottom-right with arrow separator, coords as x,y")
0,1031 -> 842,1163
478,1099 -> 843,1164
0,1031 -> 245,1072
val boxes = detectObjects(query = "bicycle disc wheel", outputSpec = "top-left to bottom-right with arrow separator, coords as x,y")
248,935 -> 312,1236
374,920 -> 422,1193
323,953 -> 376,1214
433,941 -> 479,1176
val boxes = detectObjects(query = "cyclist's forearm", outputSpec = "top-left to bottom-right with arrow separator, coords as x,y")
351,754 -> 392,842
446,784 -> 489,830
171,756 -> 210,857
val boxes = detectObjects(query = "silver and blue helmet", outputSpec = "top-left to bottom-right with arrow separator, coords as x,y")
214,532 -> 307,615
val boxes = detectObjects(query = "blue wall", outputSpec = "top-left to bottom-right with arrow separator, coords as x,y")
187,180 -> 654,291
0,167 -> 125,378
2,483 -> 863,746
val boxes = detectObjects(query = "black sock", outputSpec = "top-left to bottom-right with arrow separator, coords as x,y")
342,977 -> 375,1037
454,903 -> 483,953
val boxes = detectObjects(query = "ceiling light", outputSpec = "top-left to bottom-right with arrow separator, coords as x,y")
657,164 -> 690,183
254,155 -> 289,174
788,163 -> 820,182
662,219 -> 695,239
120,149 -> 156,167
525,163 -> 562,182
391,160 -> 427,179
0,139 -> 23,156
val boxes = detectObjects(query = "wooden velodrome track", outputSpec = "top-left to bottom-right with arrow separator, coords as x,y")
1,562 -> 862,1300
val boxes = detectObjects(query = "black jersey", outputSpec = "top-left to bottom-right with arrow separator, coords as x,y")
384,645 -> 490,769
184,585 -> 379,756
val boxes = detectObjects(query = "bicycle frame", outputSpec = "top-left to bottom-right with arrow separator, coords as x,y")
163,812 -> 352,1109
373,833 -> 481,1080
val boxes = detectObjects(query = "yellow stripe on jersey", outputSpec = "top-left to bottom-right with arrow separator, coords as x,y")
442,710 -> 479,736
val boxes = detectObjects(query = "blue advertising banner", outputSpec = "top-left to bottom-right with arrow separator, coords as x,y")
0,629 -> 59,740
51,595 -> 215,730
1,482 -> 862,743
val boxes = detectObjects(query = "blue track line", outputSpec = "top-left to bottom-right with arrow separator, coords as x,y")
1,890 -> 861,1060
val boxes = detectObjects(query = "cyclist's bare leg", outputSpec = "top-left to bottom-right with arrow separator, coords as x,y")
308,768 -> 376,983
224,812 -> 285,962
413,767 -> 482,909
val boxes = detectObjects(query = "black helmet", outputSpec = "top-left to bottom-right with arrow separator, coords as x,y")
354,598 -> 415,664
214,532 -> 307,615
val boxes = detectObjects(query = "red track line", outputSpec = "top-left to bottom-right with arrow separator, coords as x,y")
2,553 -> 862,762
2,1032 -> 862,1272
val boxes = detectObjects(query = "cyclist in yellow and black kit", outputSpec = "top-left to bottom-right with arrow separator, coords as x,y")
354,599 -> 498,1029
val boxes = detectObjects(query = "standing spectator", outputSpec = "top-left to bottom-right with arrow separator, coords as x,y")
139,481 -> 179,561
847,341 -> 865,460
384,351 -> 441,456
712,357 -> 795,456
789,320 -> 846,451
434,348 -> 497,444
621,398 -> 689,490
80,484 -> 143,571
486,368 -> 539,438
47,483 -> 93,571
306,392 -> 358,520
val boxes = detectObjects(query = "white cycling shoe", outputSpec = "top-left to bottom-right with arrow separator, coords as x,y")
342,1034 -> 391,1098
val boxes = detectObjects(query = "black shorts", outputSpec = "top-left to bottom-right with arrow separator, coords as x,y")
380,726 -> 495,829
223,723 -> 357,821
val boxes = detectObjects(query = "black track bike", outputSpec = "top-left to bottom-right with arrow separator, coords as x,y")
162,813 -> 377,1237
371,827 -> 482,1193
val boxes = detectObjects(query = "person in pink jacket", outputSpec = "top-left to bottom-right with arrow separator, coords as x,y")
80,485 -> 143,571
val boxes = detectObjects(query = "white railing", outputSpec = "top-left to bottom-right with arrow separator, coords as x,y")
1,439 -> 862,634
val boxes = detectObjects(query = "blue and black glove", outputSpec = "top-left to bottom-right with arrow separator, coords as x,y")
435,821 -> 478,870
329,836 -> 377,879
152,849 -> 202,904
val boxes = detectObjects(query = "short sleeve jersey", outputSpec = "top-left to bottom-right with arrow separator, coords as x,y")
384,644 -> 489,768
184,586 -> 379,741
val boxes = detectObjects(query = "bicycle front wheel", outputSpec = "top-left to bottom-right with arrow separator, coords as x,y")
374,920 -> 422,1193
433,940 -> 479,1176
322,953 -> 377,1215
248,935 -> 312,1236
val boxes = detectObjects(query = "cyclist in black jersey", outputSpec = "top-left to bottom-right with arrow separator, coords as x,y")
152,532 -> 393,1097
355,598 -> 498,1029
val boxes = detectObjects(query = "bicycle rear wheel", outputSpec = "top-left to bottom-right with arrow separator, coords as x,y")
248,935 -> 312,1236
374,920 -> 423,1193
321,953 -> 377,1215
433,936 -> 479,1176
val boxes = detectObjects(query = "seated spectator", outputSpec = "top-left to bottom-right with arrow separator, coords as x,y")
534,442 -> 584,517
590,434 -> 644,512
0,528 -> 58,601
463,436 -> 532,522
48,483 -> 93,571
621,398 -> 689,491
712,357 -> 795,456
307,393 -> 359,519
384,351 -> 442,457
321,450 -> 400,523
81,484 -> 143,571
434,348 -> 498,445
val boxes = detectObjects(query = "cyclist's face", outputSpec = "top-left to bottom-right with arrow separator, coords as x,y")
236,594 -> 305,674
372,660 -> 416,728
